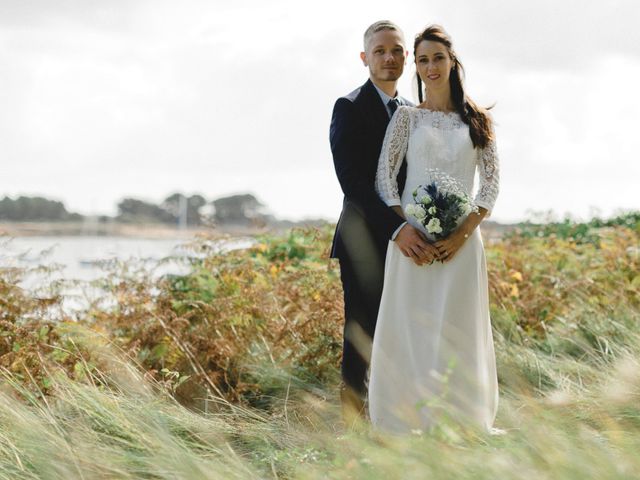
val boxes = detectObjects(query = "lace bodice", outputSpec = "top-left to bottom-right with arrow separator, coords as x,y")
375,106 -> 500,215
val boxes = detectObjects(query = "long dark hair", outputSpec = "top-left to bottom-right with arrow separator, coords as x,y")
414,25 -> 493,149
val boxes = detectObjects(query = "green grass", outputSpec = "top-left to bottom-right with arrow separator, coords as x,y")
1,214 -> 639,479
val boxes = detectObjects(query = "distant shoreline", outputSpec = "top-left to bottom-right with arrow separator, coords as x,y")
0,219 -> 512,240
0,221 -> 275,238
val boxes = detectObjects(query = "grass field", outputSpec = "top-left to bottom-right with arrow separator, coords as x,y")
1,213 -> 639,479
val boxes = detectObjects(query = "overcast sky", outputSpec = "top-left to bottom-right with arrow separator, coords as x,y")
1,0 -> 639,223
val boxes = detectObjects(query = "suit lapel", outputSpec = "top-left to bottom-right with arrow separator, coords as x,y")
360,79 -> 391,136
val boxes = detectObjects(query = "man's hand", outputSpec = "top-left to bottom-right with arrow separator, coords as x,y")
394,224 -> 440,265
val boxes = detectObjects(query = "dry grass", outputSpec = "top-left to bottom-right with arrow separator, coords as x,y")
0,216 -> 639,478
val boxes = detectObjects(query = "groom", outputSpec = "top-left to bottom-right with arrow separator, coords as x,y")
329,20 -> 431,421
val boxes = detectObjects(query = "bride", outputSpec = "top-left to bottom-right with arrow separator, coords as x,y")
369,24 -> 500,434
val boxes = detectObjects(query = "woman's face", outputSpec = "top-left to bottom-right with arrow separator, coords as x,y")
415,40 -> 453,89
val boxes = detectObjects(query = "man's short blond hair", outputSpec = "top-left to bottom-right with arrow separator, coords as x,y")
363,20 -> 405,51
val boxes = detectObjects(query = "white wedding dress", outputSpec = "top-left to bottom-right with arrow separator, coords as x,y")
370,106 -> 500,434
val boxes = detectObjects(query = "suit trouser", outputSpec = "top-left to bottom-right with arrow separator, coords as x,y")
338,252 -> 385,398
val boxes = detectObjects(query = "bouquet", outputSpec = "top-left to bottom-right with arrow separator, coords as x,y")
404,169 -> 477,240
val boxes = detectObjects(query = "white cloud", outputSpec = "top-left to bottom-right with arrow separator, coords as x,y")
1,0 -> 639,222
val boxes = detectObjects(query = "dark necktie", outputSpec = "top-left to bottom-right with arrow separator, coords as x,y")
387,98 -> 400,118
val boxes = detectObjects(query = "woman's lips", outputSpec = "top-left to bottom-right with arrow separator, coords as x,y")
427,74 -> 440,80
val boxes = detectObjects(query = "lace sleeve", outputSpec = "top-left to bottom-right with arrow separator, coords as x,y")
375,106 -> 410,207
473,133 -> 500,215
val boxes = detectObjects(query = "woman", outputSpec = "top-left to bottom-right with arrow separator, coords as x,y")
369,24 -> 500,434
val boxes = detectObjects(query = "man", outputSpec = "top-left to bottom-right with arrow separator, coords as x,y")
329,20 -> 431,423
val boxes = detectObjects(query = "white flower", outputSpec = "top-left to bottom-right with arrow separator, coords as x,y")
413,205 -> 427,219
428,206 -> 437,215
420,195 -> 432,205
404,204 -> 416,216
462,201 -> 473,216
426,217 -> 443,234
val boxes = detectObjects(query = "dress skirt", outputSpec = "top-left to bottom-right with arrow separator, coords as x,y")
368,229 -> 498,434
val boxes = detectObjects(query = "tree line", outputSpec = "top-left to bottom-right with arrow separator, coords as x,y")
0,193 -> 271,227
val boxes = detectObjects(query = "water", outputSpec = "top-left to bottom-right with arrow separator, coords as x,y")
0,235 -> 254,313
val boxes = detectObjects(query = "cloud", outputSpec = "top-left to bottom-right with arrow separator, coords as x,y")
404,0 -> 640,71
1,0 -> 639,222
0,0 -> 142,32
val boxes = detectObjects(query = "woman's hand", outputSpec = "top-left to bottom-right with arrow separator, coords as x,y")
434,230 -> 468,263
416,237 -> 443,265
434,207 -> 488,263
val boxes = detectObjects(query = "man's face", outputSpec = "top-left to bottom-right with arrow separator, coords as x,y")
360,29 -> 407,85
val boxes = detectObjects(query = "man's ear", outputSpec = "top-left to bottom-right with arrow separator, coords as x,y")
360,51 -> 368,66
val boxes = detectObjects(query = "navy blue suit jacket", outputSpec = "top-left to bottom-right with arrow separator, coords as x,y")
329,79 -> 412,263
